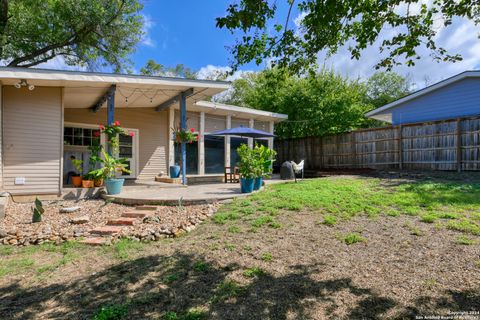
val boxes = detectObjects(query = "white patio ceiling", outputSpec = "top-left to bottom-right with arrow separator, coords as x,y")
0,67 -> 230,109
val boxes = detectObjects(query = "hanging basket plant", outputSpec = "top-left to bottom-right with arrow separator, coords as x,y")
173,127 -> 198,144
99,121 -> 135,153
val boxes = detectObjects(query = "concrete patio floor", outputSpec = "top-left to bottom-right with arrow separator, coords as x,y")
102,177 -> 286,205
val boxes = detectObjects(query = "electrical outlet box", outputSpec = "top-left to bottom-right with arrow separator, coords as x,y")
14,177 -> 26,185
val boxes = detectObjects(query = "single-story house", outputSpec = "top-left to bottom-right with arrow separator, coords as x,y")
0,68 -> 287,195
366,70 -> 480,125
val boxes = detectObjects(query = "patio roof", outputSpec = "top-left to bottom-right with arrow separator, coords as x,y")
186,100 -> 288,122
0,67 -> 230,110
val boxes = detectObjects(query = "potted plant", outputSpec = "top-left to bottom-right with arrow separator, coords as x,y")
88,143 -> 103,187
171,126 -> 198,178
237,144 -> 256,193
88,121 -> 133,194
253,144 -> 277,190
172,126 -> 198,144
89,149 -> 131,195
81,172 -> 94,188
71,158 -> 83,187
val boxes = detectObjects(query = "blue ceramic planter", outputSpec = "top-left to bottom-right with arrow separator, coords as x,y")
254,177 -> 263,190
170,165 -> 181,178
105,178 -> 125,195
240,178 -> 255,193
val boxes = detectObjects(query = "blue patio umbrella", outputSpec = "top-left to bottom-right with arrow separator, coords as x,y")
209,126 -> 275,138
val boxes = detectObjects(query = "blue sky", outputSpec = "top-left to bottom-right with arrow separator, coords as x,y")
133,1 -> 480,87
133,1 -> 260,72
39,1 -> 480,87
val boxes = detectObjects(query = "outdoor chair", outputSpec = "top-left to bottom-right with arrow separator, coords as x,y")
291,160 -> 304,182
224,166 -> 240,183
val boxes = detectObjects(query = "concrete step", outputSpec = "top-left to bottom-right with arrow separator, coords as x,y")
121,211 -> 155,218
135,206 -> 158,211
80,237 -> 108,246
90,226 -> 123,235
107,217 -> 137,226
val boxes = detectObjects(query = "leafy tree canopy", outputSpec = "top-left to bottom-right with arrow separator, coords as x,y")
219,69 -> 410,139
366,71 -> 411,108
140,59 -> 198,79
0,0 -> 144,71
217,0 -> 479,74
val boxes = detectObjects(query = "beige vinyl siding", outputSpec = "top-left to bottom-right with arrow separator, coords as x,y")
0,83 -> 2,190
64,108 -> 169,180
254,120 -> 269,131
174,111 -> 200,131
205,115 -> 226,133
231,117 -> 249,128
3,86 -> 62,195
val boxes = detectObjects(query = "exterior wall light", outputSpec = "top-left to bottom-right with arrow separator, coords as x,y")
14,79 -> 35,90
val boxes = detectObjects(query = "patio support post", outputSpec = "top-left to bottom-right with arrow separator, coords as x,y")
268,121 -> 274,150
248,119 -> 254,148
106,85 -> 116,155
180,92 -> 187,185
199,112 -> 205,175
168,108 -> 175,170
225,115 -> 231,168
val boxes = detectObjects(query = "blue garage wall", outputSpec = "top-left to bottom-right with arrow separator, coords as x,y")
390,77 -> 480,125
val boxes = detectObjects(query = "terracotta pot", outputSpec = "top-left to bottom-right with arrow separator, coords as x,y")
82,180 -> 94,188
94,178 -> 104,187
72,176 -> 83,187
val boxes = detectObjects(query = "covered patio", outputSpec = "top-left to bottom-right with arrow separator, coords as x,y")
101,176 -> 284,205
0,68 -> 287,197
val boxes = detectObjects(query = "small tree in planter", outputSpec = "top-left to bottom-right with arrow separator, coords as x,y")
252,144 -> 277,190
88,142 -> 103,187
89,149 -> 131,195
89,121 -> 133,194
237,144 -> 258,193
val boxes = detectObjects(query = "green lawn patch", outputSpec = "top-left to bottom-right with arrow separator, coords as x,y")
342,233 -> 365,245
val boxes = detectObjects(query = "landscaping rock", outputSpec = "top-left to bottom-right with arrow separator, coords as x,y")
0,199 -> 219,246
60,206 -> 81,213
70,216 -> 90,224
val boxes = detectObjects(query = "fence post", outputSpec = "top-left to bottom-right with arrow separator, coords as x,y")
456,118 -> 462,172
351,132 -> 356,168
398,125 -> 403,170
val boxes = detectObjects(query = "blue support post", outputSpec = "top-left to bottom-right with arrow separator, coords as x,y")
180,92 -> 187,185
107,86 -> 116,155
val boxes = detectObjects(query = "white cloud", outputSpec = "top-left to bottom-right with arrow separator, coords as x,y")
141,14 -> 156,47
291,4 -> 480,89
310,16 -> 480,89
196,65 -> 256,103
197,64 -> 252,81
35,56 -> 88,71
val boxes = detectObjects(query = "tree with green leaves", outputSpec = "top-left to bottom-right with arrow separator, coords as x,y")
0,0 -> 144,71
366,71 -> 411,108
140,59 -> 198,79
217,0 -> 479,74
220,68 -> 375,139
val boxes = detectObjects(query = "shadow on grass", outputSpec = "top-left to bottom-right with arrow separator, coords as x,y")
0,252 -> 478,319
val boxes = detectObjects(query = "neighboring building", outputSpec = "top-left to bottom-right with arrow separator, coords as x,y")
366,71 -> 480,125
0,68 -> 287,195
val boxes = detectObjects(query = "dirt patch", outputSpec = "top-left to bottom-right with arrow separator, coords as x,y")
0,176 -> 479,319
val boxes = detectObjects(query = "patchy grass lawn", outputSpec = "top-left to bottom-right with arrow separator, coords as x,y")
0,175 -> 479,319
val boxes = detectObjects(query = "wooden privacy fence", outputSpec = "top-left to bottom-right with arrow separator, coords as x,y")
274,116 -> 480,172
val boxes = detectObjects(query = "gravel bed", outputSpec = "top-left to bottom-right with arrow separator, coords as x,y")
0,199 -> 219,245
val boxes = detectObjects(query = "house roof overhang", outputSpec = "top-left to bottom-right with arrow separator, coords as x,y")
187,101 -> 288,122
365,70 -> 480,123
0,67 -> 230,110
